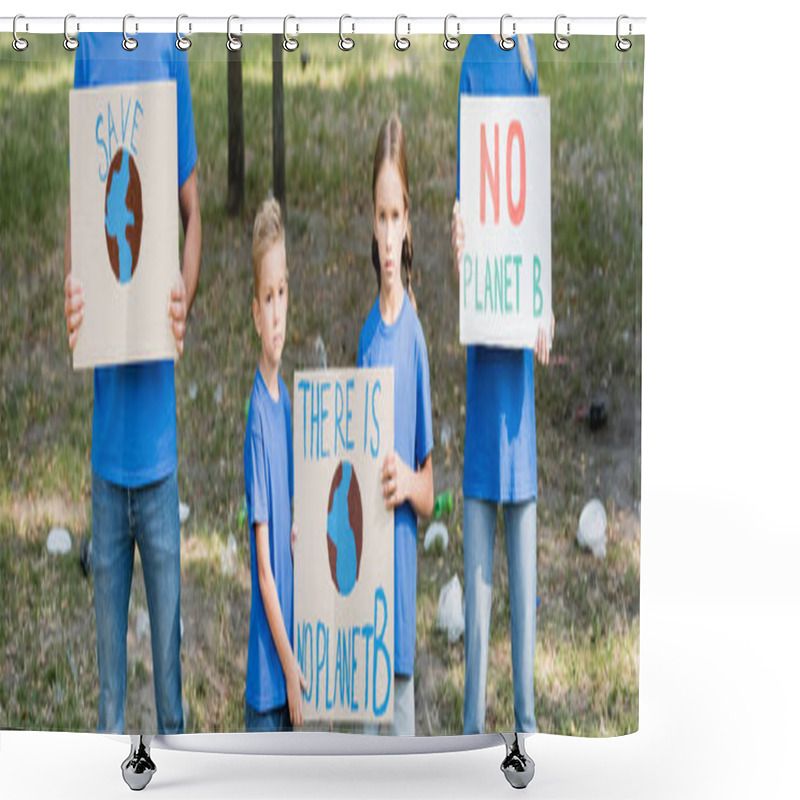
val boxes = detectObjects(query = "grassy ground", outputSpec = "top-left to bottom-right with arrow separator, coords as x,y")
0,34 -> 642,736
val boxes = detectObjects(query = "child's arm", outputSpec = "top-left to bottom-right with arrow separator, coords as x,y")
169,169 -> 202,357
254,522 -> 307,727
381,451 -> 434,519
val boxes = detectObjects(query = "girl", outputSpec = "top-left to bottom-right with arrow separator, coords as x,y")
357,114 -> 434,736
451,34 -> 555,736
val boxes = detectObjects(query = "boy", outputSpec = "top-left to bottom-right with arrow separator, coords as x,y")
243,198 -> 306,731
63,33 -> 201,737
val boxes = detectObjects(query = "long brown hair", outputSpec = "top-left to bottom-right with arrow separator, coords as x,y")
371,113 -> 416,311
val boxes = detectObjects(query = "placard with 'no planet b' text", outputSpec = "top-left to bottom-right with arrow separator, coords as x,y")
459,96 -> 552,349
293,368 -> 395,724
69,81 -> 179,370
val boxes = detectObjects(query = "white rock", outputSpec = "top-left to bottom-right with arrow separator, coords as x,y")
577,498 -> 607,558
214,383 -> 223,405
221,533 -> 238,576
135,607 -> 150,640
46,527 -> 72,556
179,502 -> 190,524
424,521 -> 449,552
440,421 -> 453,449
189,382 -> 198,401
314,335 -> 327,370
436,575 -> 465,644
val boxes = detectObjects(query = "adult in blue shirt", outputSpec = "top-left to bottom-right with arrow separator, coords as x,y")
64,33 -> 201,734
452,34 -> 554,735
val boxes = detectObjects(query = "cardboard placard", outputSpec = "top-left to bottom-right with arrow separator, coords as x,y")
293,368 -> 395,724
459,96 -> 552,349
69,81 -> 179,369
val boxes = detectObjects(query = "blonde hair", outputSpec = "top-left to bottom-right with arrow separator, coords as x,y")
252,197 -> 285,294
517,35 -> 537,83
371,113 -> 417,311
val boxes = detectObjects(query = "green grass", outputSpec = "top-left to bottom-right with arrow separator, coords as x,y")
0,34 -> 642,736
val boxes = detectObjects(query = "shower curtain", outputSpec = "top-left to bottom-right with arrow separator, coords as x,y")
0,24 -> 643,739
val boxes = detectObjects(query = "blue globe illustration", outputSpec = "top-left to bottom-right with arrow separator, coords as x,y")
104,147 -> 143,284
326,461 -> 363,596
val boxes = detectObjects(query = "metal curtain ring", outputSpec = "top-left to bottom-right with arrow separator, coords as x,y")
64,14 -> 79,51
554,14 -> 570,51
122,14 -> 138,51
12,14 -> 28,52
616,14 -> 632,52
227,15 -> 242,51
394,15 -> 410,51
499,14 -> 516,51
443,14 -> 460,51
339,15 -> 354,51
283,15 -> 299,51
176,14 -> 191,51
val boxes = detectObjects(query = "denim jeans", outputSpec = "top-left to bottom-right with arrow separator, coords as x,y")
245,702 -> 291,732
463,497 -> 536,734
92,469 -> 183,734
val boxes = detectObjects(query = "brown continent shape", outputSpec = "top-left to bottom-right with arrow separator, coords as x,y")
325,461 -> 364,593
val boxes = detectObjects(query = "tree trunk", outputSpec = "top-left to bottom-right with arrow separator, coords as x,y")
227,47 -> 244,217
272,34 -> 286,223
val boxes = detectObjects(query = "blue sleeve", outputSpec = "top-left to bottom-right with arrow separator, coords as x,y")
173,48 -> 198,187
356,326 -> 365,367
285,398 -> 294,503
73,34 -> 87,88
246,430 -> 271,528
415,332 -> 434,468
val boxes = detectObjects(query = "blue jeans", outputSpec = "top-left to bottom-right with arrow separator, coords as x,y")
463,497 -> 536,734
245,702 -> 292,732
92,469 -> 183,734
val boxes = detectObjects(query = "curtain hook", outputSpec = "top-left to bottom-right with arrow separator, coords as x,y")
12,14 -> 29,52
122,14 -> 138,51
227,14 -> 242,51
339,15 -> 355,51
64,14 -> 79,51
554,14 -> 570,51
283,15 -> 299,52
616,14 -> 632,52
394,15 -> 410,51
176,14 -> 191,51
499,14 -> 516,51
443,14 -> 460,51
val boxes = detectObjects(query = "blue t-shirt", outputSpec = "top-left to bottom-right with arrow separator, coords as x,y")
458,35 -> 539,503
358,292 -> 434,676
243,370 -> 294,712
73,33 -> 198,487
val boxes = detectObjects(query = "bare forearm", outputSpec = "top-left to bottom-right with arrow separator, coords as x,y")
179,169 -> 201,314
257,559 -> 294,673
407,454 -> 434,519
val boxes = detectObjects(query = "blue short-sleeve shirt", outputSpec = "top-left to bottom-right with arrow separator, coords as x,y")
458,35 -> 540,503
358,292 -> 434,676
73,33 -> 198,487
244,370 -> 294,712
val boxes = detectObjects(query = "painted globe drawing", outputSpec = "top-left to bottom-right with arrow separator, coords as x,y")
326,461 -> 363,596
104,147 -> 143,285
